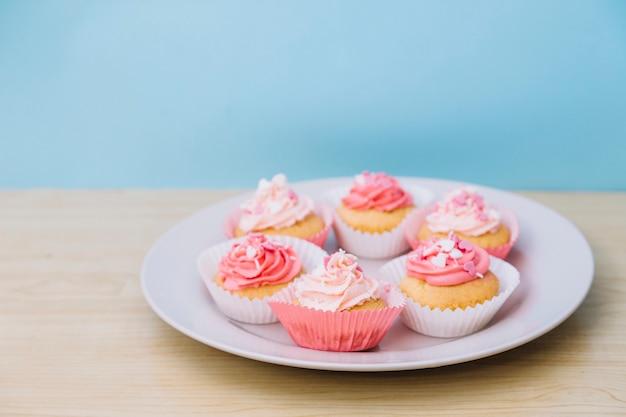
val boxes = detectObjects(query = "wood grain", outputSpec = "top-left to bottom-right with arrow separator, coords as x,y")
1,190 -> 625,417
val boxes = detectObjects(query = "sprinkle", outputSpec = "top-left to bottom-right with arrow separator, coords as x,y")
246,246 -> 257,259
449,248 -> 463,259
422,245 -> 437,257
438,238 -> 455,252
458,240 -> 473,251
431,252 -> 448,268
463,261 -> 476,276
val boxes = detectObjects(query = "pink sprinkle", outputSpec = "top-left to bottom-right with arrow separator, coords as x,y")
464,262 -> 476,276
458,240 -> 473,251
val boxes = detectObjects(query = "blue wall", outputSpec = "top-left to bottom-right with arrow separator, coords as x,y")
1,0 -> 625,190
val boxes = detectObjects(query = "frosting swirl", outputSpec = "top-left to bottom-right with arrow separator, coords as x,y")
218,233 -> 302,291
341,171 -> 413,212
295,250 -> 379,311
406,234 -> 490,286
426,186 -> 501,236
238,174 -> 314,232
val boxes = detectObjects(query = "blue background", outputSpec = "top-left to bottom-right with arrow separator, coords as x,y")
1,0 -> 625,190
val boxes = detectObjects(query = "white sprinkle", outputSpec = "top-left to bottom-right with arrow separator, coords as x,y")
423,246 -> 437,257
439,239 -> 455,252
449,248 -> 463,259
430,252 -> 448,268
246,246 -> 257,259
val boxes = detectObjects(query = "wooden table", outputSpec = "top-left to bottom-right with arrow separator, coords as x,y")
1,190 -> 625,416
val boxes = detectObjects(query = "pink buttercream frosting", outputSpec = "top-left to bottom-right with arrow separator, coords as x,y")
406,234 -> 490,286
341,171 -> 413,212
426,186 -> 501,236
238,174 -> 315,232
218,233 -> 303,291
295,250 -> 379,312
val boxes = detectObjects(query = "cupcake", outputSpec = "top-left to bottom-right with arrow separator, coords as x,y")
224,173 -> 332,247
404,186 -> 519,259
197,233 -> 328,324
268,249 -> 405,351
325,171 -> 434,259
379,234 -> 520,338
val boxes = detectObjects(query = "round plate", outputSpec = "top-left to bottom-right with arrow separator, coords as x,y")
140,177 -> 594,372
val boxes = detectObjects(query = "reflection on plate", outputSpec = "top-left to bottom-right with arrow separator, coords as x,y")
140,177 -> 594,372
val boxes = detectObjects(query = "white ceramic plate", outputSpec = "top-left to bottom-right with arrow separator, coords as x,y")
141,177 -> 594,372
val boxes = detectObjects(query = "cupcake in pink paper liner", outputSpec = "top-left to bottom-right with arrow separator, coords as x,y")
404,186 -> 519,259
224,173 -> 332,248
197,233 -> 328,324
323,171 -> 435,259
268,249 -> 405,351
379,234 -> 520,338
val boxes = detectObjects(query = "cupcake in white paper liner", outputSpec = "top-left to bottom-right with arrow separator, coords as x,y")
268,250 -> 405,351
223,173 -> 333,248
403,186 -> 519,259
224,202 -> 333,248
379,236 -> 520,338
323,172 -> 435,259
197,234 -> 328,324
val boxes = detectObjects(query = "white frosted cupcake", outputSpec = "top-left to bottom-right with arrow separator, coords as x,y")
324,171 -> 434,259
224,173 -> 332,247
268,250 -> 405,351
197,233 -> 328,324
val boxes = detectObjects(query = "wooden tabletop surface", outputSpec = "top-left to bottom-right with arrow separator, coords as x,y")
1,189 -> 625,416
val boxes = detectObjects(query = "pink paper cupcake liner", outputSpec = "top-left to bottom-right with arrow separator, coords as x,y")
268,281 -> 405,351
223,202 -> 333,248
404,204 -> 520,260
379,255 -> 520,338
197,235 -> 329,324
323,184 -> 435,259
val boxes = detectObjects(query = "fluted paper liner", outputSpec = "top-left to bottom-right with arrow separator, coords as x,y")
268,281 -> 405,351
323,184 -> 435,259
404,204 -> 520,260
223,202 -> 333,248
379,256 -> 520,338
197,235 -> 329,324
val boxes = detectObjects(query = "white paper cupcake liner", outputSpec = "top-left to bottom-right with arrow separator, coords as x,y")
379,255 -> 520,338
223,202 -> 333,248
404,204 -> 520,260
197,235 -> 329,324
268,281 -> 405,351
323,184 -> 435,259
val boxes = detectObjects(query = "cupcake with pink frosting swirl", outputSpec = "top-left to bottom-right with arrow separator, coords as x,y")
197,233 -> 328,323
224,174 -> 332,247
379,234 -> 520,337
324,171 -> 435,259
404,186 -> 519,259
268,250 -> 405,351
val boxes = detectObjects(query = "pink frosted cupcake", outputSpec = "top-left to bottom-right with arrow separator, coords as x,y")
197,233 -> 328,324
268,250 -> 405,351
380,234 -> 520,337
404,186 -> 519,259
325,171 -> 434,259
224,173 -> 332,247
